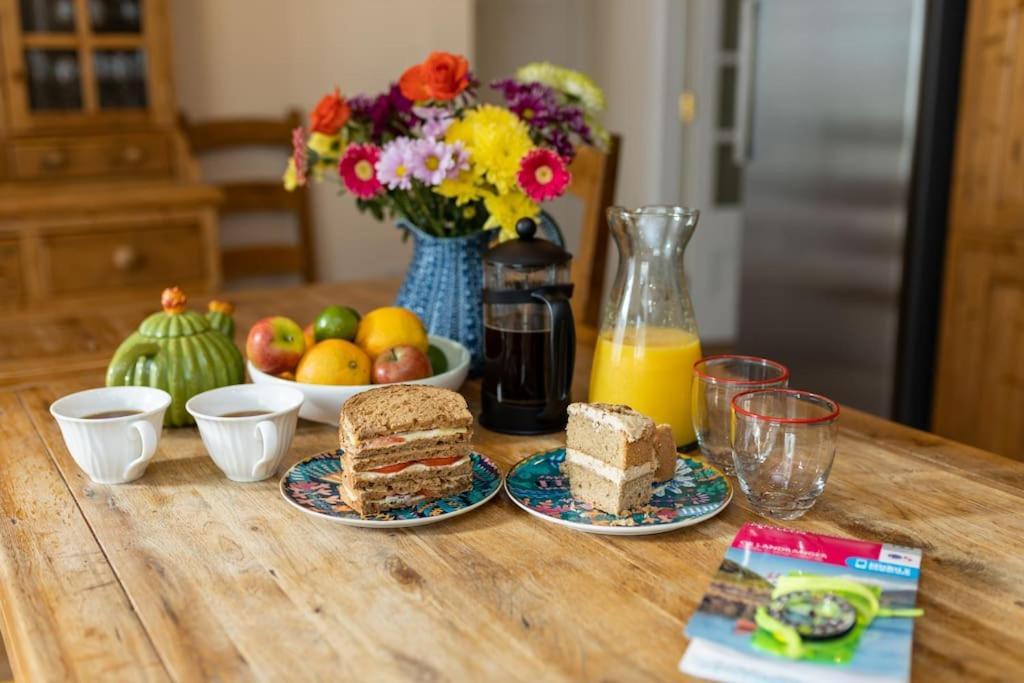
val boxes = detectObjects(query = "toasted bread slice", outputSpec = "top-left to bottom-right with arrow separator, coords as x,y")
340,475 -> 472,516
339,385 -> 473,447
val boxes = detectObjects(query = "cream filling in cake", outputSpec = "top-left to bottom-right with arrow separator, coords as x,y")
567,404 -> 651,442
352,427 -> 469,449
357,454 -> 470,480
565,448 -> 655,483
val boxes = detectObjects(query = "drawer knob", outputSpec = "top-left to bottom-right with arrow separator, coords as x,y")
41,149 -> 67,170
120,144 -> 145,165
111,244 -> 141,271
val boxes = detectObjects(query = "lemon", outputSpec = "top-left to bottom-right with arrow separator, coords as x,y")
355,306 -> 428,359
296,339 -> 371,385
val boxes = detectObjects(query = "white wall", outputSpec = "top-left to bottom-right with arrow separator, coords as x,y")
474,0 -> 736,341
169,0 -> 474,284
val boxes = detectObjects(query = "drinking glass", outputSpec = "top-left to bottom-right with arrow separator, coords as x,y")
692,355 -> 789,474
730,389 -> 840,520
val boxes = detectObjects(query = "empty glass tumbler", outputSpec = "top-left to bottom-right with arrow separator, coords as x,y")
692,355 -> 789,474
730,389 -> 840,520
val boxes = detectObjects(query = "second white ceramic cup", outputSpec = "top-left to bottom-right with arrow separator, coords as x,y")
49,386 -> 171,484
186,385 -> 304,482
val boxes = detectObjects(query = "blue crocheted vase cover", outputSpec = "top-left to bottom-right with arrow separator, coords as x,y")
394,220 -> 492,374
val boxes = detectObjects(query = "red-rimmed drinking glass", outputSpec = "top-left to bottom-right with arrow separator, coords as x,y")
691,355 -> 789,474
730,388 -> 840,520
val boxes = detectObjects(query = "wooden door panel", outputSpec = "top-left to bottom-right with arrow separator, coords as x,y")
934,236 -> 1024,457
934,0 -> 1024,458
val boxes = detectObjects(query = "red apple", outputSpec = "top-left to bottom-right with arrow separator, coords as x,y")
372,345 -> 432,384
246,316 -> 306,374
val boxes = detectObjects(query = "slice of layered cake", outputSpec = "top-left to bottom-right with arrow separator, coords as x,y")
564,403 -> 657,514
338,385 -> 473,516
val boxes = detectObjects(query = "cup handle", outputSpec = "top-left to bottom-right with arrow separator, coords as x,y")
123,420 -> 157,481
252,420 -> 279,480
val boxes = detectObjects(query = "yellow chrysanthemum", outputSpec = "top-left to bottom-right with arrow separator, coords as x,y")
445,105 -> 534,195
308,132 -> 342,160
282,158 -> 299,191
436,172 -> 485,206
484,190 -> 540,241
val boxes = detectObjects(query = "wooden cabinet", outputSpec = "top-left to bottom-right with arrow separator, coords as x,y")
933,0 -> 1024,459
37,218 -> 206,296
0,0 -> 221,310
8,132 -> 171,179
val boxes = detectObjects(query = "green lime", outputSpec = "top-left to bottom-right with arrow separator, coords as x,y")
314,305 -> 361,342
426,344 -> 448,375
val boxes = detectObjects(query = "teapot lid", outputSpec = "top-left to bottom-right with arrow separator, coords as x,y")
138,287 -> 211,338
484,217 -> 571,267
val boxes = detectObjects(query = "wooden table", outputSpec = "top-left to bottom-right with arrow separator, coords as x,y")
1,282 -> 1022,682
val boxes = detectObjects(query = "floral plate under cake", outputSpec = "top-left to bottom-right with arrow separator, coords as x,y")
505,448 -> 731,535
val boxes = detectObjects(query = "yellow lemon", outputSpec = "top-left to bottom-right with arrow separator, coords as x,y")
355,306 -> 428,359
295,339 -> 371,385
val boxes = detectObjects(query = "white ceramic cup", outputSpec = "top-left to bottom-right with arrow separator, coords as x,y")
186,384 -> 304,482
49,386 -> 171,484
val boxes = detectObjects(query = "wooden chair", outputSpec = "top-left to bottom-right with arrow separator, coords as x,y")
181,110 -> 316,283
566,133 -> 621,328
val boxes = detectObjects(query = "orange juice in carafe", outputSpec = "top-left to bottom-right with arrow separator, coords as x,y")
590,206 -> 702,445
589,327 -> 702,445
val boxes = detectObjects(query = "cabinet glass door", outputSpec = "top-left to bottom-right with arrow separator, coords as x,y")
24,48 -> 83,110
19,0 -> 76,33
88,0 -> 141,33
94,49 -> 147,108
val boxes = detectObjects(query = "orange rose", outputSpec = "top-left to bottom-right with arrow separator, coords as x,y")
399,52 -> 470,102
309,88 -> 350,134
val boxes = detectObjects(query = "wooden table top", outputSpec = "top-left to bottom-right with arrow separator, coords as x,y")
1,282 -> 1023,682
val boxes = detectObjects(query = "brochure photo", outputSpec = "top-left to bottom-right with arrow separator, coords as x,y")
681,523 -> 923,683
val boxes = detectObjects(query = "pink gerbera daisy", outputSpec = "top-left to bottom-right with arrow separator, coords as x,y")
517,148 -> 571,201
338,143 -> 382,198
290,125 -> 308,187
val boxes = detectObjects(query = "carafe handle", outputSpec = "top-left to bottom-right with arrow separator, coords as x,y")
531,287 -> 575,421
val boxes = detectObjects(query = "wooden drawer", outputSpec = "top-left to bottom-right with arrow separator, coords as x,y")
0,239 -> 23,309
9,134 -> 172,181
37,222 -> 206,298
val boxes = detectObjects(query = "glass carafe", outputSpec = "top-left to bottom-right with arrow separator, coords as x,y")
589,206 -> 701,445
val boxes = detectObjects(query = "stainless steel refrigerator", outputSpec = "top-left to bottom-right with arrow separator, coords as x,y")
734,0 -> 962,420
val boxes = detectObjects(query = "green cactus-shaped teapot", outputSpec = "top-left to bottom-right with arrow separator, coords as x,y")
106,287 -> 245,426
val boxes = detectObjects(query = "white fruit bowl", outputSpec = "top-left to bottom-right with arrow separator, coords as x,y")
247,335 -> 471,426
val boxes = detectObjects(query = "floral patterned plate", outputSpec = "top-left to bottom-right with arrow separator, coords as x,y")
280,450 -> 502,528
504,448 -> 731,536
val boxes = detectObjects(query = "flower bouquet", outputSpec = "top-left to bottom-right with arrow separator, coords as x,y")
285,52 -> 606,366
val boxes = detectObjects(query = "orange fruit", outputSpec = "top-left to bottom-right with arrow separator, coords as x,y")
295,339 -> 371,385
302,323 -> 316,350
354,306 -> 428,359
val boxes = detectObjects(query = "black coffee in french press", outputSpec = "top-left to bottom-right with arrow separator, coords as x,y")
480,218 -> 575,434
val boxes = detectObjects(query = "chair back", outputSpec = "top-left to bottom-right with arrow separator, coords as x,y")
182,110 -> 316,283
567,134 -> 620,328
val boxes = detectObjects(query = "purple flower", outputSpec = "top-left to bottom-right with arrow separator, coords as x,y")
492,79 -> 557,125
375,137 -> 415,190
348,83 -> 415,144
408,138 -> 455,186
413,106 -> 454,139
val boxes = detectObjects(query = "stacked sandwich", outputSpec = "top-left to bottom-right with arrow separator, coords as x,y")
564,402 -> 677,515
338,385 -> 474,515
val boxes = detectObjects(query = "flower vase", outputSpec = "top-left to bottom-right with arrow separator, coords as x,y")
394,221 -> 492,373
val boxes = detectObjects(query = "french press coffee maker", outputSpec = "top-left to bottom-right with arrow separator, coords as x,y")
480,218 -> 575,434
